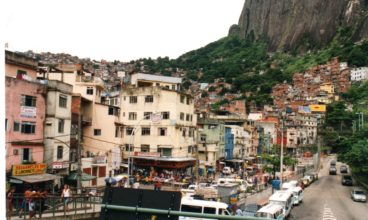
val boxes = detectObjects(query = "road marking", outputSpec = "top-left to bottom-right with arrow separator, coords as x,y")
323,204 -> 337,220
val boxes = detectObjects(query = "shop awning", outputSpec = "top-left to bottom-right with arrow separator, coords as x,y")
67,172 -> 97,181
12,173 -> 61,183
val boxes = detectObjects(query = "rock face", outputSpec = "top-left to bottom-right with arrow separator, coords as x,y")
230,0 -> 368,51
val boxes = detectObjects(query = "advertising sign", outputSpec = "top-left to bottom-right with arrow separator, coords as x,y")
12,163 -> 47,176
52,161 -> 69,169
309,104 -> 326,112
133,152 -> 160,157
20,106 -> 37,118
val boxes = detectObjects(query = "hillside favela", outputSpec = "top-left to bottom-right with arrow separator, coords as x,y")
4,0 -> 368,220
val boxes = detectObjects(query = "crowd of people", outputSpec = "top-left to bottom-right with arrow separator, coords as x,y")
5,184 -> 74,219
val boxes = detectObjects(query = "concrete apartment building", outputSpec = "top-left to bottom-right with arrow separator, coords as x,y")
43,64 -> 119,186
197,118 -> 225,170
5,77 -> 47,172
351,67 -> 368,82
120,73 -> 197,171
44,80 -> 73,176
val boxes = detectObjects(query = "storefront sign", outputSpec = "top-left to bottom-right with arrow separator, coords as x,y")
93,155 -> 107,164
134,152 -> 160,157
20,106 -> 37,118
52,161 -> 69,169
12,163 -> 47,176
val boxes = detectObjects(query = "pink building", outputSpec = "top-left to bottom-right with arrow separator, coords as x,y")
5,76 -> 46,172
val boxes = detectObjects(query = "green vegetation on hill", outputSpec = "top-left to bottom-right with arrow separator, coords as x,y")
135,27 -> 368,109
321,81 -> 368,186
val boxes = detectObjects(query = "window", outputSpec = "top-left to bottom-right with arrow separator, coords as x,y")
171,85 -> 176,90
86,87 -> 94,95
161,112 -> 170,119
126,127 -> 134,135
203,207 -> 216,214
190,115 -> 193,121
186,114 -> 190,121
57,146 -> 63,159
182,128 -> 186,137
188,146 -> 192,153
94,129 -> 101,136
17,69 -> 27,77
22,148 -> 31,162
129,112 -> 137,120
129,96 -> 137,103
180,113 -> 184,120
158,128 -> 167,136
21,95 -> 36,107
181,205 -> 202,213
59,95 -> 67,108
58,119 -> 64,133
158,148 -> 172,157
21,122 -> 36,134
125,144 -> 133,152
180,95 -> 185,103
115,126 -> 120,138
141,145 -> 150,152
5,119 -> 8,131
188,128 -> 193,137
145,95 -> 153,103
141,127 -> 150,136
108,107 -> 118,116
144,112 -> 152,120
200,134 -> 206,142
186,97 -> 190,105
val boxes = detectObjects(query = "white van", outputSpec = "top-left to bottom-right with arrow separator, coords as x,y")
217,178 -> 247,192
269,191 -> 294,218
287,186 -> 303,205
256,203 -> 285,219
281,180 -> 298,191
180,197 -> 231,220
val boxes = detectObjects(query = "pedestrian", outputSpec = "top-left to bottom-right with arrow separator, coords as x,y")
19,186 -> 32,218
154,181 -> 161,191
6,186 -> 16,220
29,191 -> 37,219
61,184 -> 71,212
37,189 -> 48,218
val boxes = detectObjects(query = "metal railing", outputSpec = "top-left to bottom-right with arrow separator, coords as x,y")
10,195 -> 102,219
103,204 -> 269,220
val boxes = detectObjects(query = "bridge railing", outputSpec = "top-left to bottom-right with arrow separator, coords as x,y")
10,195 -> 102,219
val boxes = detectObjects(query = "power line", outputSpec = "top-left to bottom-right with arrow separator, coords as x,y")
6,134 -> 72,144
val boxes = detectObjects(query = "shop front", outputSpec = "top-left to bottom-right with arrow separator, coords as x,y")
9,163 -> 61,193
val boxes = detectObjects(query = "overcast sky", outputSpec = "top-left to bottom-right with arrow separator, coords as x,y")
4,0 -> 244,62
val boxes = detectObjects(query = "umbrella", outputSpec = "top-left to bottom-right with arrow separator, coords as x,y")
67,172 -> 96,181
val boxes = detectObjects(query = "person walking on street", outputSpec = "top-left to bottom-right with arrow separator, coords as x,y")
19,186 -> 32,218
61,184 -> 71,212
6,187 -> 16,220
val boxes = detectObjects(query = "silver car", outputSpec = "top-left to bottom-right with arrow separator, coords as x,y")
351,188 -> 367,202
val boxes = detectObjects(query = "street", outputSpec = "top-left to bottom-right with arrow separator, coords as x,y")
290,155 -> 368,220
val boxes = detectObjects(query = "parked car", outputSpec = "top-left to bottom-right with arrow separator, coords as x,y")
329,166 -> 337,175
340,165 -> 348,174
341,175 -> 353,186
330,160 -> 336,167
308,172 -> 318,181
351,188 -> 367,202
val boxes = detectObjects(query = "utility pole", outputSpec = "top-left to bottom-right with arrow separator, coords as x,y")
77,114 -> 82,194
280,116 -> 284,186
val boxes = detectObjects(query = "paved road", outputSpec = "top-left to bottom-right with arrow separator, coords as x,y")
290,155 -> 368,220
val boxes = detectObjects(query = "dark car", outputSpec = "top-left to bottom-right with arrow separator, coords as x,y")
330,160 -> 336,167
340,165 -> 348,174
342,175 -> 353,186
329,166 -> 337,175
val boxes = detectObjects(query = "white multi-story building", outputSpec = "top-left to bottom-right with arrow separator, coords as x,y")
120,73 -> 197,171
351,67 -> 368,82
44,80 -> 73,176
